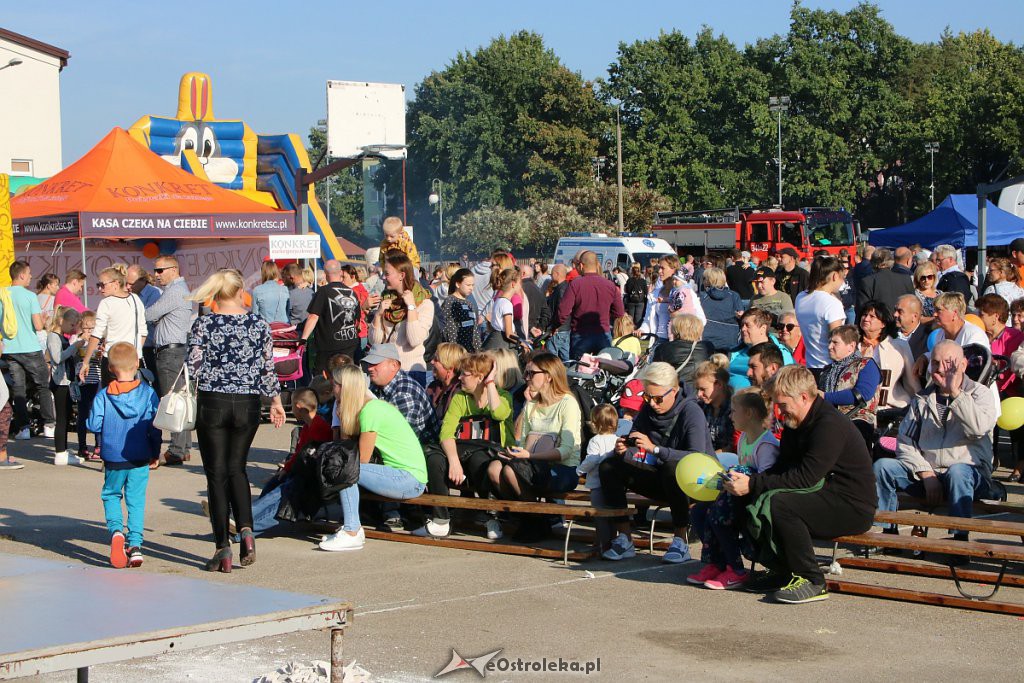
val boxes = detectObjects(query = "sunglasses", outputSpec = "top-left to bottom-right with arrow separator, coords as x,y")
524,369 -> 548,380
643,387 -> 676,405
777,323 -> 798,332
918,274 -> 935,281
153,266 -> 176,274
97,280 -> 112,287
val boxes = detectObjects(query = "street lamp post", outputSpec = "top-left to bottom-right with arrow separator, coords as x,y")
0,58 -> 23,72
768,95 -> 790,208
429,178 -> 443,248
925,142 -> 940,210
616,106 -> 624,231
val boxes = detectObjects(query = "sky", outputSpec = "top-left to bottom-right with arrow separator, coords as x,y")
6,0 -> 1024,166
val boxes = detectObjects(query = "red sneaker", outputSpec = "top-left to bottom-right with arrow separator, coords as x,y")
686,563 -> 722,585
704,565 -> 749,590
109,531 -> 128,569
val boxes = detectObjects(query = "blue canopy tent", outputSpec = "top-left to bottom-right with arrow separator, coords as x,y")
867,194 -> 1024,249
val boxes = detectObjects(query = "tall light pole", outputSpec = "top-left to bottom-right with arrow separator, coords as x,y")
429,178 -> 443,247
616,106 -> 624,231
925,141 -> 939,210
768,95 -> 790,208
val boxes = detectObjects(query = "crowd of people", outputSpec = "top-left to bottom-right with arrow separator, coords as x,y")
2,225 -> 1022,605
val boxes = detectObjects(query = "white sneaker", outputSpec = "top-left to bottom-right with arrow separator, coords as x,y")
602,532 -> 637,561
42,424 -> 55,438
14,428 -> 31,441
662,537 -> 692,564
318,527 -> 365,552
485,519 -> 503,540
411,519 -> 451,537
53,451 -> 82,466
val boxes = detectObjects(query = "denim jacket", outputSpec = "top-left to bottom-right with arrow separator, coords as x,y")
252,281 -> 290,324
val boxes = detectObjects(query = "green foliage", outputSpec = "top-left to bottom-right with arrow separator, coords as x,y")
390,2 -> 1024,253
559,183 -> 673,232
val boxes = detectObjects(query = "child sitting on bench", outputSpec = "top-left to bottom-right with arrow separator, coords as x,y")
688,387 -> 779,590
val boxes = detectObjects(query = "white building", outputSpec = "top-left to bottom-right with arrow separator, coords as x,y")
0,28 -> 69,179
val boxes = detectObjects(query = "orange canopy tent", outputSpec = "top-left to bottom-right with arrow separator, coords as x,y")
12,127 -> 295,241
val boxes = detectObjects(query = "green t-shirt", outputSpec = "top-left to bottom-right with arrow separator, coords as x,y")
0,285 -> 42,354
439,389 -> 514,445
358,399 -> 427,484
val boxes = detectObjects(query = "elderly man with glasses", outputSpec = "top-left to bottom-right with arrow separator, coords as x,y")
144,256 -> 193,466
598,361 -> 714,564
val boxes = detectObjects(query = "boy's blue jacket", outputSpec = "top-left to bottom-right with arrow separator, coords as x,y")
86,381 -> 161,466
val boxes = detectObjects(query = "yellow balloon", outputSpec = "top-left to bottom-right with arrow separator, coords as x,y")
675,452 -> 726,502
997,397 -> 1024,431
964,314 -> 985,330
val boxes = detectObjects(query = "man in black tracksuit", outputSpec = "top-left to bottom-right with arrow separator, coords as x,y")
724,365 -> 876,603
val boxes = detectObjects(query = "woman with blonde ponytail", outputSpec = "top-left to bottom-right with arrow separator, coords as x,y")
187,269 -> 285,573
79,264 -> 147,388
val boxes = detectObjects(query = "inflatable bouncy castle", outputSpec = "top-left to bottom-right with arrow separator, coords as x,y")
128,72 -> 346,260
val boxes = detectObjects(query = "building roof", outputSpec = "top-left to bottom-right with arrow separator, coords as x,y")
0,27 -> 70,69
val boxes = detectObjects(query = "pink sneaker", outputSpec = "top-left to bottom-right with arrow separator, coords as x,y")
704,565 -> 749,590
686,563 -> 722,585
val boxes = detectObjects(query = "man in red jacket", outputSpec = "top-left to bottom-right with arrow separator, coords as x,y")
556,251 -> 626,360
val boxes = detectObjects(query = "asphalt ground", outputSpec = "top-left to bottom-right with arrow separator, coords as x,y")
1,423 -> 1022,682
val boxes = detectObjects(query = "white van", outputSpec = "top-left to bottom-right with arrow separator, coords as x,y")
552,233 -> 676,271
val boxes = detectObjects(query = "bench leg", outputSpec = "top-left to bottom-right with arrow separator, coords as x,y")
330,627 -> 345,683
562,519 -> 575,566
950,560 -> 1009,600
648,507 -> 664,556
77,667 -> 89,683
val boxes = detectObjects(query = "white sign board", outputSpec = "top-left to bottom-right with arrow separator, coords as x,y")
269,234 -> 321,260
326,81 -> 406,160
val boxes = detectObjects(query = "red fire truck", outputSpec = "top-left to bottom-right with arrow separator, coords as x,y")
651,206 -> 859,261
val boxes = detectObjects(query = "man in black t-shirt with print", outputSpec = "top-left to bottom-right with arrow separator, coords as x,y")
300,260 -> 361,374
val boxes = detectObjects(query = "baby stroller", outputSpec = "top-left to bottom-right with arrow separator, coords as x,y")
269,322 -> 306,411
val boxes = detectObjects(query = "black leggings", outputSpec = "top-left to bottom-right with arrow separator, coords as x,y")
599,455 -> 691,528
77,383 -> 99,453
50,383 -> 72,453
424,442 -> 495,520
196,392 -> 262,549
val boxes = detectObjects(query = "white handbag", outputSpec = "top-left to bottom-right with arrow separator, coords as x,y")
153,360 -> 196,433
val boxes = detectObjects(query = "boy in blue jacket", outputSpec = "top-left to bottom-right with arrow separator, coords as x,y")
87,342 -> 161,568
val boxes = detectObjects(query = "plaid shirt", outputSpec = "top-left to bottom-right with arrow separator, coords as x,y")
371,370 -> 439,441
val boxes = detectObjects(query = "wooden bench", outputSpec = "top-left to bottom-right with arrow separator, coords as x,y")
828,510 -> 1024,615
355,492 -> 632,565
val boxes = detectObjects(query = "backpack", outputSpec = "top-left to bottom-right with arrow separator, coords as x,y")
275,439 -> 360,523
625,278 -> 647,304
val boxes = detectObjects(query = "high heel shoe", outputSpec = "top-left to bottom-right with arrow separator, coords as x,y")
239,528 -> 256,567
204,547 -> 232,573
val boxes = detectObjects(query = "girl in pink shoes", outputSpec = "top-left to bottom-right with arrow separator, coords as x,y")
687,387 -> 779,590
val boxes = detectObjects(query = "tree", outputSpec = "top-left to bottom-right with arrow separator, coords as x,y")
604,27 -> 771,211
402,31 -> 608,249
558,183 -> 672,232
443,206 -> 530,257
745,3 -> 916,219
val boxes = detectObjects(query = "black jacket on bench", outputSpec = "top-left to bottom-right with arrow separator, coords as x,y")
749,396 -> 877,515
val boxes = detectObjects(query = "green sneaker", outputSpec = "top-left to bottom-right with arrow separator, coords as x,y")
772,575 -> 829,604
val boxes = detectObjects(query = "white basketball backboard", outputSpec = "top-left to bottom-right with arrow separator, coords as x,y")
326,81 -> 406,160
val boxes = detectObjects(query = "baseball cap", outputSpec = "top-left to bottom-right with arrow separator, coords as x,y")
362,344 -> 401,365
778,247 -> 799,259
754,266 -> 776,280
618,379 -> 645,412
1011,238 -> 1024,253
